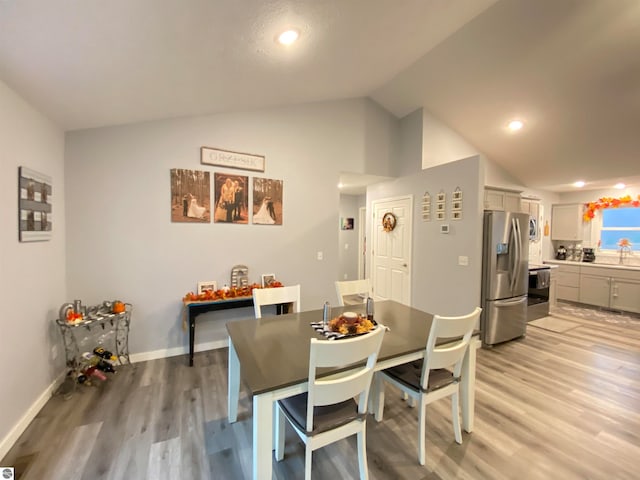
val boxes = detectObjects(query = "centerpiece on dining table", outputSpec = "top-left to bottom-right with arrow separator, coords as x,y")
328,311 -> 375,335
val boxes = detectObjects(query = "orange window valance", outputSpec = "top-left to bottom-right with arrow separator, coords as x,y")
583,195 -> 640,222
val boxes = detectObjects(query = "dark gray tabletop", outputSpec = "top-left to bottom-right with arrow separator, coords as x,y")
226,300 -> 434,396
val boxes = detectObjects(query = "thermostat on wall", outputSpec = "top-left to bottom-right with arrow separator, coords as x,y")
440,224 -> 450,234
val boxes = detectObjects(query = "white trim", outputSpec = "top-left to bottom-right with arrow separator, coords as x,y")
358,206 -> 366,279
129,338 -> 229,363
0,369 -> 67,460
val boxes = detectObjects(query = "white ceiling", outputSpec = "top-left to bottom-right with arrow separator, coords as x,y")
1,0 -> 638,193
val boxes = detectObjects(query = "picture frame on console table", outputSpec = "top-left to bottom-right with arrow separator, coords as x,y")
261,274 -> 276,288
197,281 -> 217,294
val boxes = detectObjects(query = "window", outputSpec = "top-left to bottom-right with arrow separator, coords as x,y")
599,207 -> 640,251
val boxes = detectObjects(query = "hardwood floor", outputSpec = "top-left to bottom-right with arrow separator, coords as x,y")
3,309 -> 640,479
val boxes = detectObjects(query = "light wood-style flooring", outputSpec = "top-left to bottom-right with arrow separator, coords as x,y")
3,307 -> 640,479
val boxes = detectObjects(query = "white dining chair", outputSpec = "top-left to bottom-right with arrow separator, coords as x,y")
252,284 -> 301,318
275,326 -> 385,480
335,279 -> 371,307
373,307 -> 481,466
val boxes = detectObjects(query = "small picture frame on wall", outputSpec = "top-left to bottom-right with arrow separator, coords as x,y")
198,281 -> 218,294
261,274 -> 276,288
341,218 -> 354,230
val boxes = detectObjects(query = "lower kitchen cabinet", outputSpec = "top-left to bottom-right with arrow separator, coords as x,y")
579,274 -> 611,308
556,264 -> 580,302
546,261 -> 640,314
610,278 -> 640,313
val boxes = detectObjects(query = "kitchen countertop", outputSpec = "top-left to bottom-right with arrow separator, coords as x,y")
544,259 -> 640,272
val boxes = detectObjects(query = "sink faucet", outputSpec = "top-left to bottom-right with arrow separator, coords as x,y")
619,245 -> 632,264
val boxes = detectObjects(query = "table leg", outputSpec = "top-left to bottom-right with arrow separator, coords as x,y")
189,310 -> 195,367
228,338 -> 240,423
460,337 -> 480,433
253,392 -> 273,480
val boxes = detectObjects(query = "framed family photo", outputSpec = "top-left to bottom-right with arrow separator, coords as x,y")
252,177 -> 283,225
170,169 -> 211,223
213,173 -> 249,224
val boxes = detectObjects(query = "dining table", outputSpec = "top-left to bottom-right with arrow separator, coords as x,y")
226,300 -> 481,480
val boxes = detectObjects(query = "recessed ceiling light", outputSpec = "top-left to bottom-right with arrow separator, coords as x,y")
614,182 -> 626,189
573,181 -> 585,188
507,120 -> 524,132
277,29 -> 299,45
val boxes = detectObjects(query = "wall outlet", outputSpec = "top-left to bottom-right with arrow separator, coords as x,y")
317,251 -> 323,260
458,255 -> 469,266
343,273 -> 348,280
344,243 -> 349,250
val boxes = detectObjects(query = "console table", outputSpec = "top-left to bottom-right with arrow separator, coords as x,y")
183,296 -> 291,366
183,297 -> 253,366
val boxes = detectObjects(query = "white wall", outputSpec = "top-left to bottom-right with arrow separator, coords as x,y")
367,156 -> 484,316
422,110 -> 480,169
396,108 -> 423,176
64,98 -> 399,357
0,81 -> 66,458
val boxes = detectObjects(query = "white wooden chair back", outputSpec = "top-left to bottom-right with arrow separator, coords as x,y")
252,284 -> 301,318
421,307 -> 481,388
306,327 -> 384,432
334,279 -> 371,306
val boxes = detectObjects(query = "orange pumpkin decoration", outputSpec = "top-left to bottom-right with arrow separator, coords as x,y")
112,301 -> 126,314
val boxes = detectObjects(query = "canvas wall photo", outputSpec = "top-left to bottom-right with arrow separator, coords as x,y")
19,166 -> 52,242
213,173 -> 249,224
170,169 -> 211,223
252,177 -> 283,225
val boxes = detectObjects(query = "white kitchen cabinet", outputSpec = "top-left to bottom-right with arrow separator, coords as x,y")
579,274 -> 611,308
551,204 -> 583,241
484,187 -> 522,211
555,264 -> 580,302
521,198 -> 540,218
610,278 -> 640,313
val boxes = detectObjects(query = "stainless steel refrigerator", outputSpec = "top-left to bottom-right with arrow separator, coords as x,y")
481,210 -> 529,347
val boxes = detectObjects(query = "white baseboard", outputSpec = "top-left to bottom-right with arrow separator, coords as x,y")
0,369 -> 67,461
0,339 -> 228,461
129,338 -> 229,363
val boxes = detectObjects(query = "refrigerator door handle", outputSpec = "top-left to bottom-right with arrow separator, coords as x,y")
514,217 -> 522,291
494,296 -> 527,307
509,218 -> 519,293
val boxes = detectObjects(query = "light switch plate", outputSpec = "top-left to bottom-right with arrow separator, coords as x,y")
458,255 -> 469,266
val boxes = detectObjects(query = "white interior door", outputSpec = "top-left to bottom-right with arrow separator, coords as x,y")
371,195 -> 412,305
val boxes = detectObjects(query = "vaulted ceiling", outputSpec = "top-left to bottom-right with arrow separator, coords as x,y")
1,0 -> 638,192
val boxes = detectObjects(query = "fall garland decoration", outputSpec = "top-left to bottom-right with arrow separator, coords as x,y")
583,195 -> 640,222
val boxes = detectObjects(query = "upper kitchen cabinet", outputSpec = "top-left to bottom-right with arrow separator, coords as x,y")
521,197 -> 540,219
551,204 -> 584,241
484,187 -> 522,211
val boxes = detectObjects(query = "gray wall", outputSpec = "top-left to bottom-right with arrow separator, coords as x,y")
0,80 -> 66,457
64,98 -> 400,358
396,108 -> 423,177
338,194 -> 365,281
367,155 -> 484,317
